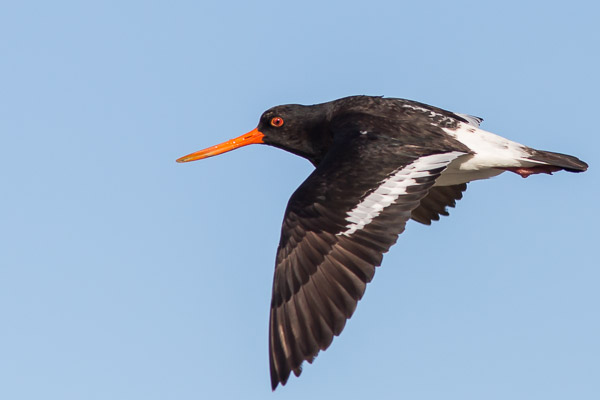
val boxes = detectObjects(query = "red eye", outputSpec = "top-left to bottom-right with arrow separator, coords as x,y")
270,117 -> 284,127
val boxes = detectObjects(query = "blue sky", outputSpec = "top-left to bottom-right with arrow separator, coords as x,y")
1,1 -> 598,399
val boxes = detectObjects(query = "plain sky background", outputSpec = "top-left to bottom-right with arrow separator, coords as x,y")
1,1 -> 598,399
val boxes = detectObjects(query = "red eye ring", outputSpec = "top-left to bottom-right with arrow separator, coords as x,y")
270,117 -> 284,127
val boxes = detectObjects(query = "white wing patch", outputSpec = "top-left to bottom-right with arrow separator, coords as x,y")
338,152 -> 465,236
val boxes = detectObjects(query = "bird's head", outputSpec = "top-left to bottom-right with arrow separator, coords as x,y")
176,103 -> 332,165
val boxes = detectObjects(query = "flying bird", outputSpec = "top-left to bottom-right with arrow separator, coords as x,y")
176,96 -> 588,390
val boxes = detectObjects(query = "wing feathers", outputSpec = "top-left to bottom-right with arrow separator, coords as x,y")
410,183 -> 467,225
269,150 -> 466,389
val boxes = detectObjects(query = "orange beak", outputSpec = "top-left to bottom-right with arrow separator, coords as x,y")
176,128 -> 265,163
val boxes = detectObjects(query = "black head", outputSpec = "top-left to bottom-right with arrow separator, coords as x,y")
256,104 -> 333,164
176,102 -> 333,166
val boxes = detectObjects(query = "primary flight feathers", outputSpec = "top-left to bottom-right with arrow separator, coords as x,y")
177,95 -> 587,390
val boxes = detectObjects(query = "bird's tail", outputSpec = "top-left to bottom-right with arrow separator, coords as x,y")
526,149 -> 588,172
506,149 -> 588,178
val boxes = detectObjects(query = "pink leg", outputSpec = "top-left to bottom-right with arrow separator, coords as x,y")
500,165 -> 563,178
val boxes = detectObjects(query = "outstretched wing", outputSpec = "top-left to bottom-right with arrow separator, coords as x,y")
268,131 -> 467,389
410,183 -> 468,225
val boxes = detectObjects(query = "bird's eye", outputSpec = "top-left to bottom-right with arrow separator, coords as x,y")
270,117 -> 284,127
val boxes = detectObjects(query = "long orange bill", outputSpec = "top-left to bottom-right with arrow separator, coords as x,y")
176,128 -> 265,163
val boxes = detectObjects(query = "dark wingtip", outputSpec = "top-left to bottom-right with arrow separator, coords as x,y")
271,373 -> 289,391
270,366 -> 282,391
269,358 -> 291,391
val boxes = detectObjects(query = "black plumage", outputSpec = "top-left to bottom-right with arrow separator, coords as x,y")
176,95 -> 588,390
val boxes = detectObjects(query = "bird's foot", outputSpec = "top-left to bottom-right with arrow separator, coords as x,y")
500,165 -> 563,178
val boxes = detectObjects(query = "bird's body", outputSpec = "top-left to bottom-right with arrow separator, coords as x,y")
177,96 -> 587,389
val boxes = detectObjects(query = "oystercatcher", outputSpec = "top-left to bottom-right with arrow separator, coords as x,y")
177,96 -> 588,390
